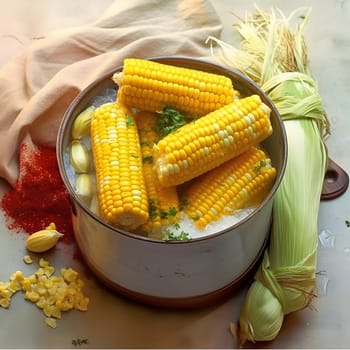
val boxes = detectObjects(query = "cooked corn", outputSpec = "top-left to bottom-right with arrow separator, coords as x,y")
90,102 -> 149,229
182,147 -> 277,228
113,58 -> 238,117
153,95 -> 273,187
136,111 -> 180,237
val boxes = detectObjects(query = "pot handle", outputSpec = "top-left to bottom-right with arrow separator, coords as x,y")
321,158 -> 349,200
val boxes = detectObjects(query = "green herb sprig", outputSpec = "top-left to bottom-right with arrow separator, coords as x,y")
72,338 -> 89,347
156,106 -> 188,137
164,222 -> 190,241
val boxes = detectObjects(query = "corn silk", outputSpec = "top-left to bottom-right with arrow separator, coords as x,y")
208,7 -> 330,346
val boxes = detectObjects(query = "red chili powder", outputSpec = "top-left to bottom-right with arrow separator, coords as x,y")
1,143 -> 74,244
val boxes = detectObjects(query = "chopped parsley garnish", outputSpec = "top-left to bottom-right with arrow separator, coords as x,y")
148,198 -> 158,219
160,207 -> 178,219
142,155 -> 153,164
345,220 -> 350,228
72,338 -> 88,347
125,114 -> 134,126
179,198 -> 189,210
191,214 -> 201,221
164,222 -> 190,241
156,106 -> 188,137
164,229 -> 190,241
253,159 -> 267,173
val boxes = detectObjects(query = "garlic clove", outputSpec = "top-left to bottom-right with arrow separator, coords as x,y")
70,140 -> 90,173
89,193 -> 100,215
75,173 -> 93,205
71,106 -> 95,139
26,228 -> 64,253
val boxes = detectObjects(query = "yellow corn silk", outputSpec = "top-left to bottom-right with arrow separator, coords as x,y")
90,102 -> 149,230
135,111 -> 180,238
153,95 -> 273,187
113,58 -> 239,118
181,147 -> 276,229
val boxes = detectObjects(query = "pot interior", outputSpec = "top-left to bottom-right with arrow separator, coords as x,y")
57,56 -> 287,242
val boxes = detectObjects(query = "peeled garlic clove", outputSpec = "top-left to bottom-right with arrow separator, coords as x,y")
71,106 -> 95,139
26,229 -> 64,253
75,173 -> 93,205
70,140 -> 90,173
89,193 -> 100,215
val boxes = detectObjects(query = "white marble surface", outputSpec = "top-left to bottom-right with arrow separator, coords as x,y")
1,0 -> 350,348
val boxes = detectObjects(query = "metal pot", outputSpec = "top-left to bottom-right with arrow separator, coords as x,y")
57,57 -> 287,308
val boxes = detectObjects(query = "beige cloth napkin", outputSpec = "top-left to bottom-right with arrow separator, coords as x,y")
0,0 -> 222,187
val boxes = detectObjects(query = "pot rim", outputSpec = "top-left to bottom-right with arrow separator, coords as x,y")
56,56 -> 287,245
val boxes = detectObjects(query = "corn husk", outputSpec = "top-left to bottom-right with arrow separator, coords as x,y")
208,7 -> 330,346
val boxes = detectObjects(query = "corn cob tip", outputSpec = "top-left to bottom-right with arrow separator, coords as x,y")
112,71 -> 122,86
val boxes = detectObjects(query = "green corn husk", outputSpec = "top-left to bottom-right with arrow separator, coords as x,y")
208,7 -> 330,346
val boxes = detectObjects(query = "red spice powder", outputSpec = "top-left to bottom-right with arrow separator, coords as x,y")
1,143 -> 75,244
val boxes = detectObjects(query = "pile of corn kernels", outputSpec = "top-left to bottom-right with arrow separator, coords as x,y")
0,256 -> 89,328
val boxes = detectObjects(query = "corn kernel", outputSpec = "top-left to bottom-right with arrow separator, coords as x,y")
0,298 -> 10,308
0,289 -> 11,299
45,317 -> 57,329
0,257 -> 89,328
26,291 -> 40,302
23,255 -> 33,264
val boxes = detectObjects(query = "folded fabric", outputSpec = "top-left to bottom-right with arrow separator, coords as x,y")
0,0 -> 222,187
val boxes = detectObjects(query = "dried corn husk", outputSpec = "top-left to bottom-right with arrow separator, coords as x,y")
208,7 -> 330,346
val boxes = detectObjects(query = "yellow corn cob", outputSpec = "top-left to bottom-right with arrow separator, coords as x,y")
113,58 -> 238,117
153,94 -> 273,187
181,147 -> 277,229
136,111 -> 180,238
90,102 -> 149,230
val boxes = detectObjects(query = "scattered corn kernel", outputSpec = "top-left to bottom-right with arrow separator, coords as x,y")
39,258 -> 49,267
45,317 -> 57,329
0,298 -> 10,308
0,257 -> 89,328
23,255 -> 33,264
